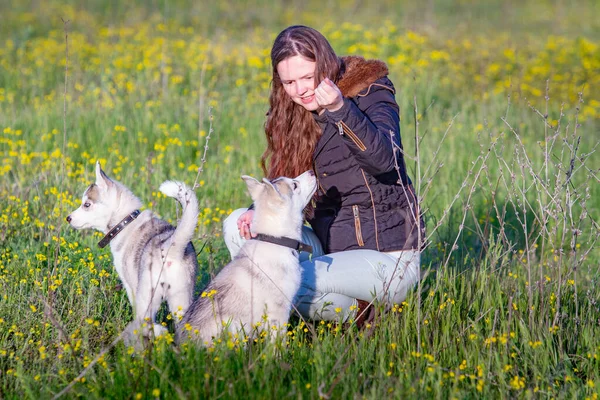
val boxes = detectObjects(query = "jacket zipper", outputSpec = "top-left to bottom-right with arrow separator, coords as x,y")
337,121 -> 367,152
352,205 -> 365,247
312,163 -> 327,195
361,170 -> 380,251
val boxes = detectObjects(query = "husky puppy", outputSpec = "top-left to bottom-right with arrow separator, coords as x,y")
179,170 -> 316,345
67,162 -> 198,344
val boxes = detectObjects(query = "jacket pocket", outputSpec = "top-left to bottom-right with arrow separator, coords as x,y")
352,205 -> 365,247
337,121 -> 366,152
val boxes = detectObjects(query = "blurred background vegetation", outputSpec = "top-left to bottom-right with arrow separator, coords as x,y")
2,0 -> 600,40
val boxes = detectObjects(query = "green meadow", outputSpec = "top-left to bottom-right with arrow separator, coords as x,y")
1,0 -> 599,398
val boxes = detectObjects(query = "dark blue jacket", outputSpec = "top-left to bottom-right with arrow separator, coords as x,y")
308,56 -> 423,253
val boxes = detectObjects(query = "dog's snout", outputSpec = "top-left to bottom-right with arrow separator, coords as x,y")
66,215 -> 72,223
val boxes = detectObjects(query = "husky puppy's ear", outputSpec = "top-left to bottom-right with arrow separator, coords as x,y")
261,178 -> 281,198
241,175 -> 263,201
95,161 -> 113,190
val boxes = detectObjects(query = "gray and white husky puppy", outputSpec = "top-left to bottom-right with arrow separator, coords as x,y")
67,162 -> 198,345
179,170 -> 316,345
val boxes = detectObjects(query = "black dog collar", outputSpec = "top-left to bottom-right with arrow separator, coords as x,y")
253,233 -> 313,254
98,209 -> 141,248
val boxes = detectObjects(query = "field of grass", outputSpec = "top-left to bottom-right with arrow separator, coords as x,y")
1,0 -> 599,398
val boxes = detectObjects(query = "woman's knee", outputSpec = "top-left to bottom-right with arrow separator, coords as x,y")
300,226 -> 324,260
222,208 -> 248,259
222,208 -> 247,236
386,252 -> 421,304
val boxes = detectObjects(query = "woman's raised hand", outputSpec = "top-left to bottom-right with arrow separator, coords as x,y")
315,77 -> 344,112
237,209 -> 256,239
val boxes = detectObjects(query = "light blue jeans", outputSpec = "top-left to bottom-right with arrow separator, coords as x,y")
223,208 -> 420,322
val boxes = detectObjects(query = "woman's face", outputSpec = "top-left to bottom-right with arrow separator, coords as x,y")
276,55 -> 319,111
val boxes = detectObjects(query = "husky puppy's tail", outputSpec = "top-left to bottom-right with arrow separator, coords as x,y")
159,181 -> 199,256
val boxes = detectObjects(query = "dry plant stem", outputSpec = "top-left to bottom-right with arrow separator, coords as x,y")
51,21 -> 87,398
323,343 -> 356,398
383,126 -> 425,320
61,18 -> 69,172
539,82 -> 551,305
391,136 -> 420,236
491,174 -> 511,248
193,106 -> 214,190
504,140 -> 535,328
432,307 -> 494,357
160,20 -> 167,97
394,112 -> 456,225
500,88 -> 598,332
53,332 -> 127,399
413,95 -> 421,194
487,309 -> 499,372
495,153 -> 553,240
48,17 -> 75,377
415,99 -> 436,145
468,205 -> 489,256
419,113 -> 459,194
500,134 -> 547,329
442,140 -> 497,271
520,152 -> 534,329
198,56 -> 208,137
473,129 -> 511,247
567,93 -> 582,322
499,118 -> 560,227
383,134 -> 424,339
502,118 -> 552,276
141,357 -> 186,398
419,146 -> 490,252
475,137 -> 506,257
41,296 -> 79,368
412,94 -> 422,351
52,18 -> 71,301
560,132 -> 585,325
391,101 -> 489,345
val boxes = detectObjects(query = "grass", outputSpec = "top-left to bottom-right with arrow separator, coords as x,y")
1,0 -> 599,398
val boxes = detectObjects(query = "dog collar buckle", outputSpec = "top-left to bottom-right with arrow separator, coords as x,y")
98,209 -> 141,248
296,242 -> 313,254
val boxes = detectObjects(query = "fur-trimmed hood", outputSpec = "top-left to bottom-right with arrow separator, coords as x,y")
337,56 -> 392,98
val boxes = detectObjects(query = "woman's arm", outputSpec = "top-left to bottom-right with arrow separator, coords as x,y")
324,81 -> 401,176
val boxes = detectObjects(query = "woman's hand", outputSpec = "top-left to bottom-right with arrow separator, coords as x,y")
315,77 -> 344,112
237,209 -> 256,240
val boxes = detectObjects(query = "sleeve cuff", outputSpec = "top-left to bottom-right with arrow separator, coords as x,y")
324,98 -> 352,122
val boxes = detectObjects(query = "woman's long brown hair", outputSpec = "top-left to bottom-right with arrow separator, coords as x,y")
261,26 -> 342,180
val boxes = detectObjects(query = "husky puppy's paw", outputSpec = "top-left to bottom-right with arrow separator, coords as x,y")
123,322 -> 169,351
123,322 -> 145,352
152,323 -> 169,338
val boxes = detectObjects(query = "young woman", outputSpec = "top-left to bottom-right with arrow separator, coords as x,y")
223,25 -> 423,323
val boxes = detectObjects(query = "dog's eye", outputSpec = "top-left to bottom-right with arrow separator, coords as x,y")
292,182 -> 298,190
83,202 -> 91,208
